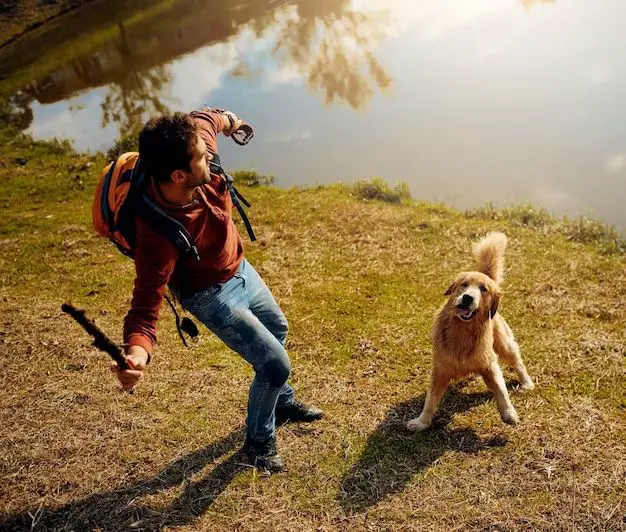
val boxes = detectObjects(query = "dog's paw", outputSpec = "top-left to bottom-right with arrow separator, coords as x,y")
501,408 -> 519,425
520,379 -> 535,391
407,417 -> 430,432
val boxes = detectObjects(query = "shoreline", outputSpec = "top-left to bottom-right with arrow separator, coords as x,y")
4,123 -> 625,250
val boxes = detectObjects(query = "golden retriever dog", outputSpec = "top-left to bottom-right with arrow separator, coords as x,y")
407,232 -> 534,432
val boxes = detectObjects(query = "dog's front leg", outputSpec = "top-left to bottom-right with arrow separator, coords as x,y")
407,370 -> 450,432
481,363 -> 519,425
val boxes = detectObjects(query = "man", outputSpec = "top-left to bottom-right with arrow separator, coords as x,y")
112,109 -> 323,472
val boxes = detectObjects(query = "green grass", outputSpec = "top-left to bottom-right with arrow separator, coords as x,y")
352,177 -> 412,204
466,202 -> 625,254
230,168 -> 275,187
0,0 -> 178,97
0,126 -> 624,531
0,0 -> 98,47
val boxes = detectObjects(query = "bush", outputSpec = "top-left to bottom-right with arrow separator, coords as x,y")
562,217 -> 624,252
466,202 -> 553,228
231,169 -> 274,186
352,178 -> 411,204
466,202 -> 625,254
106,130 -> 139,161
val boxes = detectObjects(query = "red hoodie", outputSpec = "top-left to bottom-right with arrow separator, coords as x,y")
123,110 -> 244,355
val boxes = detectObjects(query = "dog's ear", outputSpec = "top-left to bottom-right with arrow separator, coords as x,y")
444,282 -> 456,296
490,292 -> 501,318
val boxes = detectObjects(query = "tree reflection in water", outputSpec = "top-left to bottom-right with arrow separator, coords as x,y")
99,0 -> 393,135
101,65 -> 171,136
100,21 -> 172,137
0,89 -> 34,130
3,0 -> 557,136
244,0 -> 393,109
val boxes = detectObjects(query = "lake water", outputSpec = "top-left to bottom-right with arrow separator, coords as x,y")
1,0 -> 625,231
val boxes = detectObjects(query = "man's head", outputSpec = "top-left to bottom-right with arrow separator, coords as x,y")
138,113 -> 211,188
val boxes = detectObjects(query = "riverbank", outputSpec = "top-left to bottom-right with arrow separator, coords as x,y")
1,125 -> 624,530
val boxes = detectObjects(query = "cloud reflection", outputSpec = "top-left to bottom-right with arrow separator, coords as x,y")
216,1 -> 394,109
520,0 -> 556,8
606,154 -> 626,174
274,2 -> 393,109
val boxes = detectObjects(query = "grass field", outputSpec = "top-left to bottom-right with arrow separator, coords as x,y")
0,124 -> 624,531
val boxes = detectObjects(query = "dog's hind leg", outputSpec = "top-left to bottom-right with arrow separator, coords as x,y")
493,318 -> 534,390
481,363 -> 519,425
407,370 -> 451,432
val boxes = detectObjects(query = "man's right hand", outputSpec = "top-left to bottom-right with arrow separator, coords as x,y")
111,345 -> 149,391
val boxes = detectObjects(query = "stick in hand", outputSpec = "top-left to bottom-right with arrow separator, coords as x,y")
61,303 -> 129,370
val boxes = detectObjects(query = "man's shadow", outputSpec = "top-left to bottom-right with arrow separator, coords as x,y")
338,385 -> 508,514
2,427 -> 247,531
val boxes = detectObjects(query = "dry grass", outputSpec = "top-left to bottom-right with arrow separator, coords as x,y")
0,128 -> 625,531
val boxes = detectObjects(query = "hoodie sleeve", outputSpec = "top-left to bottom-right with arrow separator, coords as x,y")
189,110 -> 230,153
123,218 -> 179,356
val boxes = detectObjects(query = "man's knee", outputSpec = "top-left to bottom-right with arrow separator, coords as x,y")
276,316 -> 289,344
262,357 -> 291,387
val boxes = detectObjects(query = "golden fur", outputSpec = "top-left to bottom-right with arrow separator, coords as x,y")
407,232 -> 534,432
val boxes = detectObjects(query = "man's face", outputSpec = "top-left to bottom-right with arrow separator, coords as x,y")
184,134 -> 212,188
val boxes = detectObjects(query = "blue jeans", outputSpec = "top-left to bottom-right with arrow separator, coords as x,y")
181,259 -> 295,441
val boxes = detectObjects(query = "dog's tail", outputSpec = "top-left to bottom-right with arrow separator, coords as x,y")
473,231 -> 507,284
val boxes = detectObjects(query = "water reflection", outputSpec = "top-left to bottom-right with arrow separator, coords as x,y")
520,0 -> 556,8
99,22 -> 172,135
0,89 -> 33,130
0,0 -> 392,137
270,1 -> 392,109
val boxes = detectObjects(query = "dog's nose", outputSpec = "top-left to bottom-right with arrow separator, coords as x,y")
460,293 -> 474,306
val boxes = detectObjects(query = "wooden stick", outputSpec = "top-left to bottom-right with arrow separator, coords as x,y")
61,303 -> 129,370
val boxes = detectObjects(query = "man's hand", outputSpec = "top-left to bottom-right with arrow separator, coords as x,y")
111,345 -> 149,391
222,111 -> 244,137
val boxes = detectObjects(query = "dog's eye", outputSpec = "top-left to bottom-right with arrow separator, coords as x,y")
479,284 -> 487,293
460,282 -> 468,288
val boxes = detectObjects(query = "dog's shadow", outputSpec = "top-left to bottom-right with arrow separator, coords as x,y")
2,427 -> 247,531
338,385 -> 508,514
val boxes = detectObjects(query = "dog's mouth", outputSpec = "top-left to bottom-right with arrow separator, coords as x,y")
455,306 -> 478,321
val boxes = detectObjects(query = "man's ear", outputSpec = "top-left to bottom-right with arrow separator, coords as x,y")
444,282 -> 456,296
490,292 -> 501,318
170,169 -> 187,184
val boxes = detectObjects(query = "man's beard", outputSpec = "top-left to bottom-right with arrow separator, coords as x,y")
186,171 -> 210,189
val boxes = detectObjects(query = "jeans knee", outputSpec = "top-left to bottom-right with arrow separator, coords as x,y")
276,317 -> 289,344
262,356 -> 291,387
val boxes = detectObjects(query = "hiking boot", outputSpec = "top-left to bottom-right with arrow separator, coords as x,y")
242,436 -> 284,472
275,399 -> 324,426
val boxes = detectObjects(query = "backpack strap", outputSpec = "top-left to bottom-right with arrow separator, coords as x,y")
207,152 -> 256,242
125,158 -> 200,261
133,166 -> 201,346
99,156 -> 119,234
136,192 -> 201,261
224,174 -> 256,241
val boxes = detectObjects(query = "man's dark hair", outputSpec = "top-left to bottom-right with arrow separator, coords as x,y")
138,113 -> 197,183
